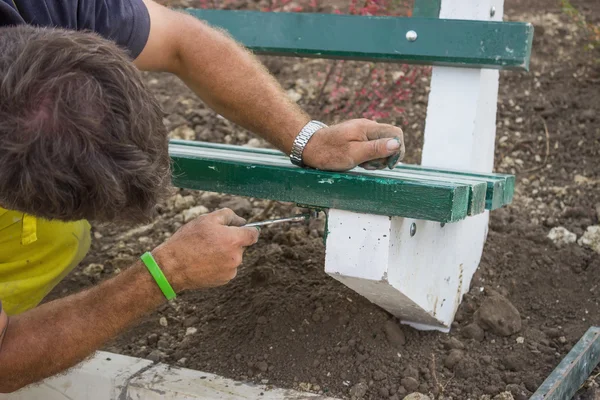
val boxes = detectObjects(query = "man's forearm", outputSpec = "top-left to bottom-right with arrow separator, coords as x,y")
173,17 -> 310,154
0,262 -> 164,393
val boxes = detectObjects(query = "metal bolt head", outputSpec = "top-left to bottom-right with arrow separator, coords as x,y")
490,6 -> 496,17
406,30 -> 417,42
410,222 -> 417,237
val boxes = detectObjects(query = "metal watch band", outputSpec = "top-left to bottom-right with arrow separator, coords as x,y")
290,120 -> 328,167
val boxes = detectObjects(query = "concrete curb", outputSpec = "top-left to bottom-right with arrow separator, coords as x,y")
7,351 -> 338,400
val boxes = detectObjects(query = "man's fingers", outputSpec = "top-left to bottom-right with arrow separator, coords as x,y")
353,137 -> 404,166
359,158 -> 388,171
230,226 -> 260,247
362,122 -> 405,169
363,122 -> 404,142
212,208 -> 247,226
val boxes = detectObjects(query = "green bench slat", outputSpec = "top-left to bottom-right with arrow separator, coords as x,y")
180,9 -> 533,70
531,327 -> 600,400
396,164 -> 514,210
169,142 -> 471,223
169,140 -> 513,212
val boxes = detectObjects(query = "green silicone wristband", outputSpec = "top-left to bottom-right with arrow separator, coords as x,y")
140,252 -> 177,301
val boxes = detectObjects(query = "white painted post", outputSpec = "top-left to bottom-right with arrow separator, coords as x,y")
325,0 -> 504,332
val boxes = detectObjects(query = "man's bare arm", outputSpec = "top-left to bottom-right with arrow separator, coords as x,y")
0,262 -> 163,392
135,0 -> 405,171
0,209 -> 259,393
135,0 -> 309,155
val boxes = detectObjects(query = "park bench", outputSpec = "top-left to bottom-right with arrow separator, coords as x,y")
169,0 -> 534,332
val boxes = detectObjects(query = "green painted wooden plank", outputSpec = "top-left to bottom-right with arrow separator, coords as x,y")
169,143 -> 471,222
396,164 -> 513,210
181,9 -> 534,70
413,0 -> 441,18
531,327 -> 600,400
168,140 -> 511,211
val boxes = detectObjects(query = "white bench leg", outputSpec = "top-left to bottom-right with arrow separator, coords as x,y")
325,0 -> 504,331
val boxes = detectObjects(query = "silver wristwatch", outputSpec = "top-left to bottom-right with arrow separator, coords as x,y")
290,120 -> 328,167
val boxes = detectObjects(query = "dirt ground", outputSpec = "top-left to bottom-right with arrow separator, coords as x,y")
47,0 -> 600,398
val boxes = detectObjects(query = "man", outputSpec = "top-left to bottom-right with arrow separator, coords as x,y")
0,0 -> 405,392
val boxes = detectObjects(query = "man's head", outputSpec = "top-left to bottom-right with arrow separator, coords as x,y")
0,25 -> 170,223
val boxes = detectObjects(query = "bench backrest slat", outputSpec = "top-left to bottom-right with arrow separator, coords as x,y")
181,9 -> 533,70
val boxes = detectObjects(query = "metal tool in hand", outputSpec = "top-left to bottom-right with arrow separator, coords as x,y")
245,211 -> 318,228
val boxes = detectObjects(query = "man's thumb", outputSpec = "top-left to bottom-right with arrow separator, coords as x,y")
355,138 -> 402,165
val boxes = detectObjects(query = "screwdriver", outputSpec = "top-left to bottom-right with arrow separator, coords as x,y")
244,211 -> 317,227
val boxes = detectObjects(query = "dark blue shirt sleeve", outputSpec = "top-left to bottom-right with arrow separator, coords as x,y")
77,0 -> 151,59
2,0 -> 151,59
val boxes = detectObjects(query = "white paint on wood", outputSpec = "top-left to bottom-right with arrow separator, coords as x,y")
324,0 -> 503,331
8,351 -> 338,400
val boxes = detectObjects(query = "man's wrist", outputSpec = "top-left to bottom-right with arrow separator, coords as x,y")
147,246 -> 185,293
289,120 -> 328,167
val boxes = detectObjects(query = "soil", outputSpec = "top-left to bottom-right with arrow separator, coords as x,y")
46,0 -> 600,398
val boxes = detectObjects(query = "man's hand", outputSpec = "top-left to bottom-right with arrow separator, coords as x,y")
152,208 -> 259,292
0,208 -> 259,393
301,119 -> 405,171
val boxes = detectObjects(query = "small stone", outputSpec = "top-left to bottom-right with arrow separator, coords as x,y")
505,384 -> 529,400
182,206 -> 209,222
219,197 -> 253,216
493,391 -> 515,400
93,231 -> 103,239
547,227 -> 577,247
82,263 -> 104,277
169,125 -> 196,141
244,138 -> 262,148
256,361 -> 268,372
444,349 -> 465,369
298,382 -> 312,391
286,88 -> 302,103
177,357 -> 187,365
400,377 -> 419,392
312,359 -> 320,367
257,316 -> 268,324
516,336 -> 525,344
475,295 -> 522,336
379,387 -> 390,397
313,385 -> 321,392
578,225 -> 600,254
402,393 -> 431,400
444,337 -> 465,350
373,370 -> 386,381
147,333 -> 159,346
558,336 -> 567,344
159,317 -> 168,327
349,382 -> 368,398
384,320 -> 406,348
462,323 -> 485,341
147,350 -> 164,362
185,327 -> 197,336
174,194 -> 195,210
183,316 -> 200,327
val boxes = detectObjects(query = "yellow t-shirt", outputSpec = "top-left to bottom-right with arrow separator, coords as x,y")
0,208 -> 91,315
